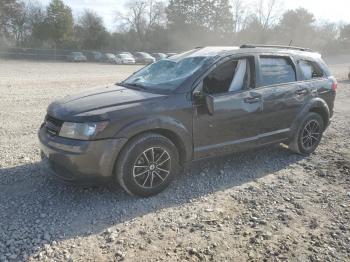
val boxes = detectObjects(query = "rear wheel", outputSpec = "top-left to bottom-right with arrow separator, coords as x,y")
115,133 -> 180,197
289,112 -> 324,155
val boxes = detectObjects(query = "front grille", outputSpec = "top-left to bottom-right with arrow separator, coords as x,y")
45,115 -> 63,136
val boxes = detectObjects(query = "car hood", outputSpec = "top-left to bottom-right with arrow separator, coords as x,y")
47,85 -> 166,120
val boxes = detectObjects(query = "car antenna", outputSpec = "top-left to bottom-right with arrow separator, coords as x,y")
289,40 -> 293,46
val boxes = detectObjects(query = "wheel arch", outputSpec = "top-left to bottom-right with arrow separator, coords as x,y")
148,128 -> 188,165
290,98 -> 330,137
125,128 -> 188,166
114,116 -> 192,166
309,106 -> 329,129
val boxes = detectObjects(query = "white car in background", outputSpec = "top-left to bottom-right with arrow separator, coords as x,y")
115,53 -> 136,65
119,52 -> 133,57
105,53 -> 118,63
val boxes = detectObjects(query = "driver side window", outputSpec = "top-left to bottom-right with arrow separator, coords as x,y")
203,58 -> 251,95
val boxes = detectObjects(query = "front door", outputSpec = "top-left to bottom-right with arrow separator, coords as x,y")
193,56 -> 265,159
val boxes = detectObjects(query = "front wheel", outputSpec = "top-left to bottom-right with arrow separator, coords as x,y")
289,112 -> 324,155
115,133 -> 180,197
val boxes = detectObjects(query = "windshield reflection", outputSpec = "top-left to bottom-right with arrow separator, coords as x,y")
123,56 -> 208,92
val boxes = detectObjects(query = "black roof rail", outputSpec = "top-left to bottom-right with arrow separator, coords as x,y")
240,44 -> 315,52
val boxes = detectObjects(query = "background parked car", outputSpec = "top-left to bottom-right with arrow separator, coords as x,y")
89,51 -> 105,62
152,53 -> 167,61
133,52 -> 156,64
105,53 -> 118,63
91,51 -> 104,62
119,51 -> 134,57
166,52 -> 178,58
115,53 -> 136,64
67,52 -> 87,62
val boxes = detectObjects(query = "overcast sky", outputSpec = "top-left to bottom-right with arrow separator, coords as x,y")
35,0 -> 350,31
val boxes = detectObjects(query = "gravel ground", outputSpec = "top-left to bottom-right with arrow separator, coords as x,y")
0,59 -> 349,262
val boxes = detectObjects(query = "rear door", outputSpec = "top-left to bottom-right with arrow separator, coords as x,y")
296,58 -> 332,106
254,55 -> 307,143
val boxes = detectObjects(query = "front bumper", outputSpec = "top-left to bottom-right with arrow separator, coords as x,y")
38,127 -> 127,185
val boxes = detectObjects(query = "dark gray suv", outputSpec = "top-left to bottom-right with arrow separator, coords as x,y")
39,45 -> 337,197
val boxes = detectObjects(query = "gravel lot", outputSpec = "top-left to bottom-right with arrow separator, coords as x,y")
0,59 -> 349,262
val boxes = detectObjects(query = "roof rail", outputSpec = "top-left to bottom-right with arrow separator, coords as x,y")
240,44 -> 315,52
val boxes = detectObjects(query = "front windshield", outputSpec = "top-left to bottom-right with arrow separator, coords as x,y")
122,56 -> 208,92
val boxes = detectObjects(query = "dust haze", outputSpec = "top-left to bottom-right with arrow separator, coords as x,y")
0,0 -> 349,61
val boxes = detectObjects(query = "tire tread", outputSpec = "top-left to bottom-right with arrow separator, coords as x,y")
115,133 -> 179,197
289,112 -> 324,155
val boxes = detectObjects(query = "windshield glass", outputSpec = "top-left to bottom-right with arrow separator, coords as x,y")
122,56 -> 208,92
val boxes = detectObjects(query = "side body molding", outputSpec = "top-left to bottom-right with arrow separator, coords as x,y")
115,116 -> 193,162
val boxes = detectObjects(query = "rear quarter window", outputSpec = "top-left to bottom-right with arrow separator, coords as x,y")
315,58 -> 331,77
260,57 -> 296,86
298,60 -> 325,80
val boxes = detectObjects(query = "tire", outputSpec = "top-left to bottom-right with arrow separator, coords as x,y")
289,112 -> 324,155
115,133 -> 180,197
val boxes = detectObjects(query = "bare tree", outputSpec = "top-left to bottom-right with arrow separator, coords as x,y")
117,0 -> 147,41
8,2 -> 27,43
255,0 -> 282,30
231,0 -> 248,33
147,0 -> 166,30
0,0 -> 23,41
115,0 -> 166,42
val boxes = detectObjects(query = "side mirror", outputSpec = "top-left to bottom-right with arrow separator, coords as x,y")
205,95 -> 214,115
193,90 -> 214,114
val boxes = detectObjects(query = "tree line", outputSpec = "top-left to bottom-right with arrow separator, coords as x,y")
0,0 -> 349,54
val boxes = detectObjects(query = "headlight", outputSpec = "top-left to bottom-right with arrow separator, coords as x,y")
59,121 -> 108,140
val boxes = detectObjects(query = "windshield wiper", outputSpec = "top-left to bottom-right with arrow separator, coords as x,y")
117,82 -> 146,91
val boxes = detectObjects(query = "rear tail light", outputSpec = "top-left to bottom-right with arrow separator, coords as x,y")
330,77 -> 337,91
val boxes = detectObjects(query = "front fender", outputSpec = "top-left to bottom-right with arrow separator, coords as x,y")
115,116 -> 193,161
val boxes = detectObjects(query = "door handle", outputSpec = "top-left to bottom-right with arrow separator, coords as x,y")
295,88 -> 308,95
244,96 -> 261,104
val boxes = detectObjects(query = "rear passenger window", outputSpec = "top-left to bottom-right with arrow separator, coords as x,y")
260,57 -> 296,86
298,60 -> 324,80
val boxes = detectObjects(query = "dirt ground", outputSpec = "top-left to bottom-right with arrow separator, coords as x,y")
0,59 -> 349,262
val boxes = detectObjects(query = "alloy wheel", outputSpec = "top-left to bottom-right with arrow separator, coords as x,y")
133,147 -> 171,188
301,119 -> 321,151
